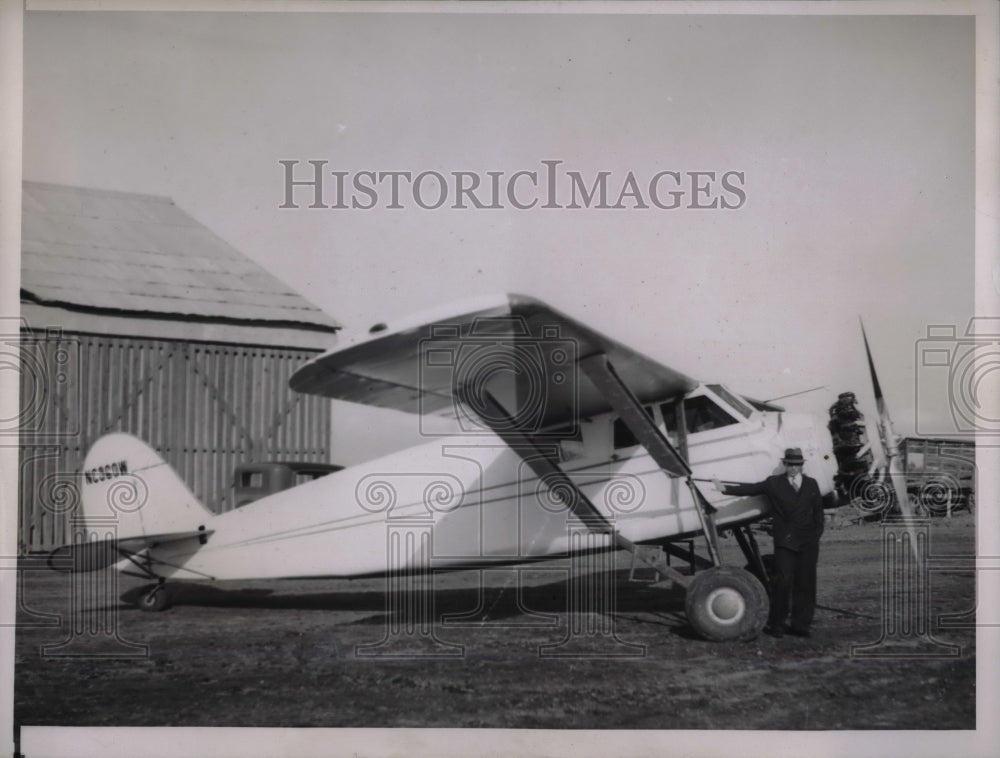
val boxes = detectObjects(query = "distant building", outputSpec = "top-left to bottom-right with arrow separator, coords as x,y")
17,182 -> 340,552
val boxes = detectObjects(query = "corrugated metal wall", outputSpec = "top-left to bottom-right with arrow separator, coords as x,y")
18,332 -> 331,552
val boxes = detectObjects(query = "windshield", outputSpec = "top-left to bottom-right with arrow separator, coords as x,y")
706,384 -> 753,418
661,395 -> 739,435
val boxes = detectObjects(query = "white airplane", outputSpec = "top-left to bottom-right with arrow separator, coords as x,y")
52,294 -> 842,641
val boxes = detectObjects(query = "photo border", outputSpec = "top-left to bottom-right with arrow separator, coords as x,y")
2,2 -> 997,757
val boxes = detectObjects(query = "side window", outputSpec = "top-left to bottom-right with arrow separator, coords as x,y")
659,401 -> 679,437
684,395 -> 738,433
612,406 -> 655,450
613,417 -> 638,450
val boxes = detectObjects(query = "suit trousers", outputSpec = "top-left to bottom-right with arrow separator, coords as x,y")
769,542 -> 820,631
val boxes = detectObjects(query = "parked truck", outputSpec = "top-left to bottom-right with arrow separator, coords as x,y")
900,436 -> 975,515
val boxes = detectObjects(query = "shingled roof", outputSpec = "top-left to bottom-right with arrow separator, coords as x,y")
21,182 -> 339,332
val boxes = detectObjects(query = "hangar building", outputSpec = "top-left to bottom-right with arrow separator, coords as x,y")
17,182 -> 340,553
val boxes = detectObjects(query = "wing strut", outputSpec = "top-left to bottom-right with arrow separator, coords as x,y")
459,386 -> 689,586
578,354 -> 722,567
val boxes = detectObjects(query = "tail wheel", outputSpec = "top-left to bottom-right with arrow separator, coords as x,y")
685,566 -> 768,642
139,586 -> 171,612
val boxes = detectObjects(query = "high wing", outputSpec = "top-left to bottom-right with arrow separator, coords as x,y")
289,293 -> 697,429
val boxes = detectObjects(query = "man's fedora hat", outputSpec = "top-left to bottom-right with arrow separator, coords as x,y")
782,448 -> 806,465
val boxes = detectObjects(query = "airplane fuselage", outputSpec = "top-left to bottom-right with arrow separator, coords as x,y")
131,383 -> 836,581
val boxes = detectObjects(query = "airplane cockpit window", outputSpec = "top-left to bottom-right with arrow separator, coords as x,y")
706,384 -> 753,418
613,417 -> 638,449
612,406 -> 654,450
660,401 -> 679,437
683,395 -> 739,432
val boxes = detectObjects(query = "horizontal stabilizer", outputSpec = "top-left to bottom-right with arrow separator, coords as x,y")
47,530 -> 213,573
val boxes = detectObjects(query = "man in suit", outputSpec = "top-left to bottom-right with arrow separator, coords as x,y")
713,448 -> 825,638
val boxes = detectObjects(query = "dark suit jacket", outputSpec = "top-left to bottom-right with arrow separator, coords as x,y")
723,474 -> 825,550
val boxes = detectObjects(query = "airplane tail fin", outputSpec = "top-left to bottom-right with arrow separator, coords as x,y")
77,432 -> 214,544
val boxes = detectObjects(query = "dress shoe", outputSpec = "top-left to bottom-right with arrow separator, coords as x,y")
786,626 -> 811,638
763,625 -> 784,638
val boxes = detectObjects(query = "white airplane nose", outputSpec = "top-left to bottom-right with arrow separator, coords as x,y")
773,412 -> 839,501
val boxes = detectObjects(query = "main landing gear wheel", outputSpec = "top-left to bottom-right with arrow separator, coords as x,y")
684,566 -> 769,642
743,552 -> 777,589
138,586 -> 171,612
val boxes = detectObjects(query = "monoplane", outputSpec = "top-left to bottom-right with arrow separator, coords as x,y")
54,294 -> 843,641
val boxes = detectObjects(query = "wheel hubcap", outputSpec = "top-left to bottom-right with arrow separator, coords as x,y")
705,587 -> 746,625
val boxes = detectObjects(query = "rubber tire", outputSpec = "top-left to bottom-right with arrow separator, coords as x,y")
685,566 -> 769,642
139,586 -> 171,612
743,552 -> 776,588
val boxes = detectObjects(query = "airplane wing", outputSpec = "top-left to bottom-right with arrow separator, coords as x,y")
289,293 -> 697,429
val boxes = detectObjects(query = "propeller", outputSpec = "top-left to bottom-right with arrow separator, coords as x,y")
860,318 -> 921,560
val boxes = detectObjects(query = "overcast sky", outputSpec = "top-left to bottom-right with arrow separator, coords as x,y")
20,9 -> 976,460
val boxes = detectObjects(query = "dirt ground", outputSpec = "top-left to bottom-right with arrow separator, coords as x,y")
14,514 -> 977,731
